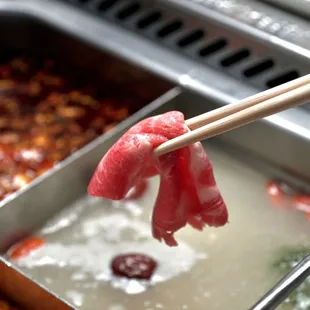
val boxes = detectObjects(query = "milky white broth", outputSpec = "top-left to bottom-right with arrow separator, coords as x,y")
9,143 -> 310,310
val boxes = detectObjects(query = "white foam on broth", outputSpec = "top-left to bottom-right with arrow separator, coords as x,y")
9,144 -> 310,310
17,208 -> 206,295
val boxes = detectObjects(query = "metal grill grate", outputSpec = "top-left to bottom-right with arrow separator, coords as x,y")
59,0 -> 310,95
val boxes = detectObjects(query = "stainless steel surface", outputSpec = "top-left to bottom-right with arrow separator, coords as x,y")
44,0 -> 310,182
0,258 -> 73,310
63,0 -> 310,90
167,0 -> 310,52
261,0 -> 310,19
249,255 -> 310,310
159,0 -> 310,95
1,0 -> 310,308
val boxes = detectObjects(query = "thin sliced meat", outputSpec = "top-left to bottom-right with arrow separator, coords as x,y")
88,111 -> 228,246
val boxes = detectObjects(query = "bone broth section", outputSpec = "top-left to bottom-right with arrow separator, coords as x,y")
0,55 -> 168,201
7,144 -> 310,310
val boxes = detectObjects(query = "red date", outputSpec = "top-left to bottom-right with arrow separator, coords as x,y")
111,253 -> 157,280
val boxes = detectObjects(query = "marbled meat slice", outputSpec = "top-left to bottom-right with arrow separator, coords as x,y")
88,111 -> 228,246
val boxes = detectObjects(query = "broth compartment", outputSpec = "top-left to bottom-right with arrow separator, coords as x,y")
0,55 -> 156,201
6,144 -> 310,310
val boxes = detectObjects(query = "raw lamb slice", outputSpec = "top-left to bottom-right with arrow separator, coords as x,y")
88,111 -> 228,246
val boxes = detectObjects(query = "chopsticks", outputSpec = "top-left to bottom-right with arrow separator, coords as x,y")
154,73 -> 310,157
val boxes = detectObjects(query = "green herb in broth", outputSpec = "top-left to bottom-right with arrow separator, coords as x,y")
274,248 -> 310,310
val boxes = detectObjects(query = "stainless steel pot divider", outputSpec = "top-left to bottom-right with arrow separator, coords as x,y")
1,0 -> 310,308
250,255 -> 310,310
